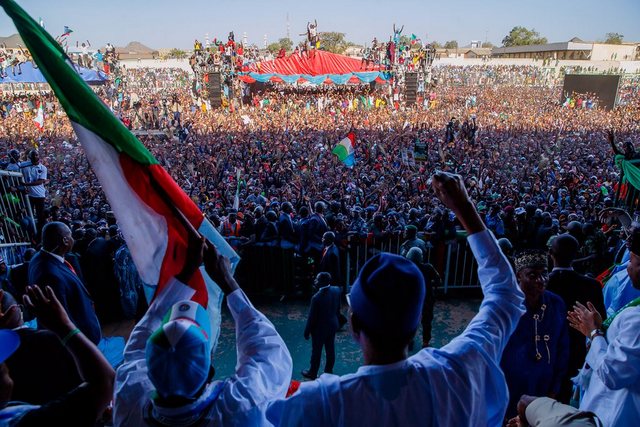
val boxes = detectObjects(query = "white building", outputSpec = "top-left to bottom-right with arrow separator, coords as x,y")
492,37 -> 640,61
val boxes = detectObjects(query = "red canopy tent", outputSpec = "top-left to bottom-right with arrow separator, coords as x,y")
248,50 -> 381,75
238,50 -> 388,84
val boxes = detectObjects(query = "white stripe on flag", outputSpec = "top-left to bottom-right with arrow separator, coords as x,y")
71,122 -> 168,286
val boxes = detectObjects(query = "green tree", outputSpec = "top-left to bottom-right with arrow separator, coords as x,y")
444,40 -> 458,49
267,38 -> 294,54
167,48 -> 187,59
278,37 -> 293,51
431,41 -> 442,49
318,31 -> 353,54
399,35 -> 412,46
501,26 -> 547,46
267,42 -> 281,54
481,41 -> 494,48
604,32 -> 624,44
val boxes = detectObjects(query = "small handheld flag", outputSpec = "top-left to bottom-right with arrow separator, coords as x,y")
332,130 -> 356,168
33,102 -> 44,131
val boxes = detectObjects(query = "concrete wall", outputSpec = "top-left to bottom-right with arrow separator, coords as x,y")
119,58 -> 193,72
431,57 -> 640,73
591,44 -> 638,61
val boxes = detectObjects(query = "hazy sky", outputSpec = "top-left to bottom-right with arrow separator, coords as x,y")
1,0 -> 638,49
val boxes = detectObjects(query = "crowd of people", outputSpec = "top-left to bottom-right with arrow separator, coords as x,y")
0,44 -> 33,78
0,60 -> 639,425
0,39 -> 117,79
2,66 -> 640,270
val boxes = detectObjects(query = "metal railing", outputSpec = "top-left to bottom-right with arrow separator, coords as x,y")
0,170 -> 36,264
233,232 -> 481,296
344,233 -> 480,294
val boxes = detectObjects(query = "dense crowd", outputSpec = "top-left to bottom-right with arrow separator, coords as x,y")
1,48 -> 640,427
2,67 -> 640,270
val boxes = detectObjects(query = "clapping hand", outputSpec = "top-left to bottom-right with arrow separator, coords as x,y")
567,302 -> 602,337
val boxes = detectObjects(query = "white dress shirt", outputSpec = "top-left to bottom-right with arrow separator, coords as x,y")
265,230 -> 525,426
579,306 -> 640,426
113,277 -> 292,426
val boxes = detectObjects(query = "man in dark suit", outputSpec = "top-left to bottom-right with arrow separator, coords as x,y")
82,232 -> 121,324
302,272 -> 342,380
28,222 -> 102,344
318,232 -> 341,291
304,202 -> 329,260
547,233 -> 606,403
277,202 -> 296,249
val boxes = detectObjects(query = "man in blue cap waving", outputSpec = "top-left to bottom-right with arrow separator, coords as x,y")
265,171 -> 525,426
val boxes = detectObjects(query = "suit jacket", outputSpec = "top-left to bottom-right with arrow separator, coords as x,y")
547,268 -> 606,377
318,244 -> 341,285
28,250 -> 102,344
277,212 -> 296,243
304,285 -> 342,338
302,213 -> 328,254
82,238 -> 121,323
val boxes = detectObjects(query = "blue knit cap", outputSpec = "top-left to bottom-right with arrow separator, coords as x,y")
146,300 -> 212,400
349,253 -> 425,336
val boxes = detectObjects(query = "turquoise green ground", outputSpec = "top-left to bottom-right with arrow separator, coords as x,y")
212,298 -> 482,381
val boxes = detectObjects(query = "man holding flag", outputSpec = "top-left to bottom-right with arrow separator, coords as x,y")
0,0 -> 291,424
114,234 -> 292,426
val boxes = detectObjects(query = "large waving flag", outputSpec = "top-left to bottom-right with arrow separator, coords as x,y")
332,130 -> 356,168
0,0 -> 238,350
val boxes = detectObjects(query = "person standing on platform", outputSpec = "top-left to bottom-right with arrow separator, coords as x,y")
21,150 -> 47,240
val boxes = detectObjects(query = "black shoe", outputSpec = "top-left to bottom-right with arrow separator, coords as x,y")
301,369 -> 317,380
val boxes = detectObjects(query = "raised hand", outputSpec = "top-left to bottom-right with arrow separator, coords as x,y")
430,171 -> 471,213
203,239 -> 239,295
176,234 -> 205,283
23,285 -> 74,335
430,171 -> 485,235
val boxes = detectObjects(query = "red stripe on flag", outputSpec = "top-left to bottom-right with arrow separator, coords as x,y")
347,131 -> 356,145
120,156 -> 208,306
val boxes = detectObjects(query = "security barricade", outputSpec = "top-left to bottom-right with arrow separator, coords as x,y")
0,170 -> 36,264
232,232 -> 481,297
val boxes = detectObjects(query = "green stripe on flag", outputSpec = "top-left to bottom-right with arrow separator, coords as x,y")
332,144 -> 349,161
0,0 -> 157,166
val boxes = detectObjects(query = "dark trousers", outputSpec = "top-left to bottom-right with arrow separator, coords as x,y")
309,333 -> 336,376
421,298 -> 434,346
29,196 -> 45,241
